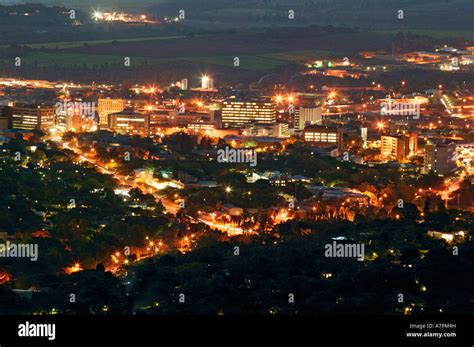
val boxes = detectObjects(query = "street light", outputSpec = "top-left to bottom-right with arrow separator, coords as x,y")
93,11 -> 103,20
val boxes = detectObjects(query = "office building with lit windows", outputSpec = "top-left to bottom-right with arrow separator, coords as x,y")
303,125 -> 343,155
221,98 -> 276,128
109,111 -> 150,136
12,105 -> 55,131
381,133 -> 418,162
98,98 -> 127,126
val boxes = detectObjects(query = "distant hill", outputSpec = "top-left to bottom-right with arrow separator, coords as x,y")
1,0 -> 473,30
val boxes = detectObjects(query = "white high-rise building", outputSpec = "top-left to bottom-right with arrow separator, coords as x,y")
201,75 -> 214,89
181,78 -> 188,91
294,106 -> 322,130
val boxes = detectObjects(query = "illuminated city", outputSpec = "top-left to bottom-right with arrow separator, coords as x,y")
0,0 -> 472,345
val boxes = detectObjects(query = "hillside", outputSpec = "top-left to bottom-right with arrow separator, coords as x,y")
1,0 -> 472,29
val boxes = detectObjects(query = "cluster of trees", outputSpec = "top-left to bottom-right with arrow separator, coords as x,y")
0,129 -> 472,315
129,217 -> 473,314
0,136 -> 172,301
3,209 -> 471,315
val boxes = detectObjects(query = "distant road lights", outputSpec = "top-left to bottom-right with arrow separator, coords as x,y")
376,121 -> 385,131
287,95 -> 295,103
275,95 -> 283,103
225,186 -> 232,193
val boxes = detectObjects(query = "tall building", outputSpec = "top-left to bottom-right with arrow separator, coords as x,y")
381,135 -> 409,162
423,141 -> 457,175
56,112 -> 96,132
409,132 -> 418,156
181,78 -> 188,91
380,133 -> 418,162
57,111 -> 81,132
201,76 -> 214,90
98,98 -> 127,126
303,125 -> 343,155
294,106 -> 322,131
221,98 -> 276,128
0,106 -> 12,130
55,102 -> 94,132
12,105 -> 55,131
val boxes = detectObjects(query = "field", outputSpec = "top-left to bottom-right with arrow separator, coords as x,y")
0,35 -> 193,50
0,30 -> 393,72
9,52 -> 173,67
0,17 -> 471,83
1,27 -> 471,73
0,50 -> 331,71
262,50 -> 338,62
60,32 -> 392,58
372,30 -> 474,40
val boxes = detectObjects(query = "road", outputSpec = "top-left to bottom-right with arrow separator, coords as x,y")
60,141 -> 180,215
